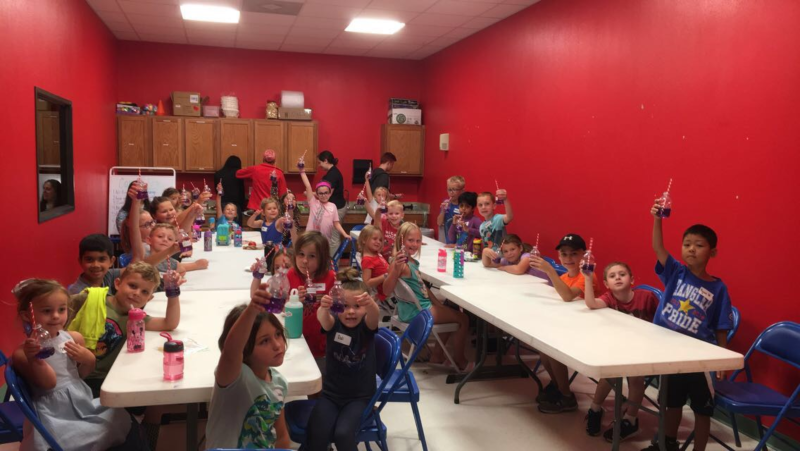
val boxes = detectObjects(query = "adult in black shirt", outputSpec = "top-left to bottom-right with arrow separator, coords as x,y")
214,156 -> 245,224
369,152 -> 401,199
319,150 -> 347,255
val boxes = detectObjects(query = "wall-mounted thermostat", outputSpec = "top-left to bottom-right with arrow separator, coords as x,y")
440,133 -> 450,151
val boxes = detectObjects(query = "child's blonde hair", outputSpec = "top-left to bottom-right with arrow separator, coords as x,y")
386,200 -> 404,211
260,196 -> 280,211
478,191 -> 495,203
394,222 -> 421,258
120,261 -> 161,287
373,187 -> 389,199
357,225 -> 382,253
12,279 -> 67,315
151,222 -> 177,237
447,175 -> 465,188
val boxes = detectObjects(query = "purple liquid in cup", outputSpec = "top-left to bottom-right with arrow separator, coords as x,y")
304,293 -> 316,305
357,197 -> 366,206
496,198 -> 505,205
657,207 -> 671,218
298,161 -> 305,170
191,188 -> 200,200
266,297 -> 286,314
35,346 -> 55,360
137,186 -> 148,200
581,263 -> 596,273
329,301 -> 345,314
165,287 -> 181,297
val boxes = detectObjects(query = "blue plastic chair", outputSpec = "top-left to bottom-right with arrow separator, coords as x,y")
634,284 -> 664,300
118,252 -> 132,268
542,256 -> 567,276
380,309 -> 434,451
4,358 -> 63,451
284,328 -> 401,450
331,237 -> 352,272
0,351 -> 24,444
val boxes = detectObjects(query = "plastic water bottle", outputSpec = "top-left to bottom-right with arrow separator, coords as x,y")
379,201 -> 388,214
453,249 -> 465,278
178,229 -> 193,253
192,224 -> 201,242
283,211 -> 293,230
530,245 -> 541,259
127,308 -> 146,353
136,178 -> 148,200
195,204 -> 205,226
204,230 -> 212,251
329,280 -> 345,314
265,267 -> 290,313
437,248 -> 447,273
581,249 -> 596,273
164,269 -> 181,298
656,191 -> 672,218
217,183 -> 223,196
216,220 -> 230,246
304,273 -> 317,305
357,192 -> 366,206
285,289 -> 303,339
270,170 -> 278,185
233,223 -> 243,247
181,187 -> 191,208
31,325 -> 56,359
253,257 -> 268,280
162,334 -> 184,381
297,157 -> 305,171
191,187 -> 200,201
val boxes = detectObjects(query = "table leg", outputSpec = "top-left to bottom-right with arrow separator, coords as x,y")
610,377 -> 623,451
186,402 -> 198,451
515,339 -> 543,392
452,318 -> 487,404
658,375 -> 669,451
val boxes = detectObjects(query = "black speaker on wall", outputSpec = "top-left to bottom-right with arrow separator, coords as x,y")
352,159 -> 373,184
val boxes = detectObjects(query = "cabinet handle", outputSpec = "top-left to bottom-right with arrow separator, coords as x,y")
231,144 -> 237,147
163,144 -> 169,146
401,171 -> 408,173
163,120 -> 171,123
128,143 -> 134,146
196,121 -> 206,124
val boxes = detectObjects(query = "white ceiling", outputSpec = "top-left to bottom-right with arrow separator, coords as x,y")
86,0 -> 540,60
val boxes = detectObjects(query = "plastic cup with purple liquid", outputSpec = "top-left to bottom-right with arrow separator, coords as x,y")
329,280 -> 346,314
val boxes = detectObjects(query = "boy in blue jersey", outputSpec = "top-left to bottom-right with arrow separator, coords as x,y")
643,204 -> 733,451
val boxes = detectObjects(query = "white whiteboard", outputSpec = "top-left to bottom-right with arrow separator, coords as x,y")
108,167 -> 176,236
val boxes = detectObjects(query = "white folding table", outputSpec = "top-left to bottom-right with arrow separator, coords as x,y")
101,289 -> 322,450
440,283 -> 744,451
179,231 -> 268,291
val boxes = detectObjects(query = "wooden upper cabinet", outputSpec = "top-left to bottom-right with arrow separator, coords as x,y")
253,120 -> 285,169
36,111 -> 61,166
286,121 -> 318,174
381,124 -> 424,176
152,117 -> 183,170
184,118 -> 217,172
220,119 -> 253,168
118,116 -> 151,167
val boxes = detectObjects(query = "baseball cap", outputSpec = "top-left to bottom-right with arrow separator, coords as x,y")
555,234 -> 586,251
263,149 -> 276,163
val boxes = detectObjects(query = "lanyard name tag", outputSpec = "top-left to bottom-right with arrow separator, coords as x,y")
334,332 -> 352,346
698,287 -> 713,301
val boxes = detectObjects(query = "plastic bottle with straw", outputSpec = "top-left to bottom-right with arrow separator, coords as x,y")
656,178 -> 673,218
580,238 -> 596,273
136,169 -> 148,200
495,180 -> 504,205
530,233 -> 541,259
297,149 -> 307,171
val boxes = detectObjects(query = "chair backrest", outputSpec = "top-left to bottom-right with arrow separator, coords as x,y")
542,256 -> 567,276
350,239 -> 361,270
331,238 -> 351,272
383,310 -> 434,399
753,322 -> 800,370
727,306 -> 740,343
390,278 -> 424,312
634,284 -> 664,301
362,328 -> 400,424
4,362 -> 63,451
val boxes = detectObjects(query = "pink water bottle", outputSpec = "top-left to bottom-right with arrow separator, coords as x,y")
161,333 -> 184,381
127,308 -> 146,353
437,248 -> 447,272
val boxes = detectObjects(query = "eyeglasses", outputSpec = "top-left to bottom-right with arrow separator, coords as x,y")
316,191 -> 331,196
447,188 -> 464,193
140,221 -> 157,228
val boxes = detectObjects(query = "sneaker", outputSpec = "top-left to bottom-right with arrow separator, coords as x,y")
585,408 -> 604,436
603,418 -> 639,442
641,437 -> 679,451
535,382 -> 559,403
538,393 -> 578,414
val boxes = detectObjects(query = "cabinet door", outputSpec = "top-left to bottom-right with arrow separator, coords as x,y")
286,121 -> 318,174
220,119 -> 252,168
152,117 -> 183,170
37,111 -> 61,165
118,116 -> 151,167
184,119 -> 217,172
253,121 -> 285,169
381,124 -> 424,176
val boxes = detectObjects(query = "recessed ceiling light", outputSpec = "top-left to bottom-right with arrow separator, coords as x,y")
345,18 -> 405,35
180,4 -> 241,23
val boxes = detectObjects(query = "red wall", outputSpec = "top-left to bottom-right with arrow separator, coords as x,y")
115,42 -> 423,202
0,1 -> 118,369
420,0 -> 800,437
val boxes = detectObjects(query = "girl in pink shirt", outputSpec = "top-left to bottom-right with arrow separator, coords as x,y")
299,163 -> 349,257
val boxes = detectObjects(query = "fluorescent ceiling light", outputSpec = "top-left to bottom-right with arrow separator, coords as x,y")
345,18 -> 405,35
180,4 -> 240,23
